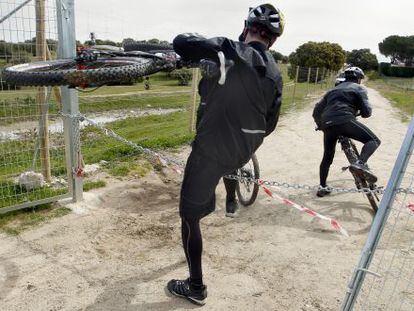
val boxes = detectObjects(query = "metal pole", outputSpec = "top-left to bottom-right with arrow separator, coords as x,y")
0,0 -> 32,24
56,0 -> 83,202
314,67 -> 319,87
189,68 -> 199,133
341,116 -> 414,310
36,0 -> 51,182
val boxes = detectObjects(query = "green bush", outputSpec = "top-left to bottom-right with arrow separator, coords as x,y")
379,63 -> 414,77
366,71 -> 381,80
168,69 -> 192,86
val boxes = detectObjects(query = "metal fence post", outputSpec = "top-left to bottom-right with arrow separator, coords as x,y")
306,67 -> 311,95
56,0 -> 83,202
341,116 -> 414,310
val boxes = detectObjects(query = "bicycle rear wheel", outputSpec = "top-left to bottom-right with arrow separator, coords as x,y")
3,57 -> 166,87
236,154 -> 260,206
352,173 -> 379,213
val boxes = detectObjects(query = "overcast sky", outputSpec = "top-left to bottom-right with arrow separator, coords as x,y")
75,0 -> 413,61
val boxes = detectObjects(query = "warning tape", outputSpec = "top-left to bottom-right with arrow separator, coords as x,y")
259,180 -> 349,237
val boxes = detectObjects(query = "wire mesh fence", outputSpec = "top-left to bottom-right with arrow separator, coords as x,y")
0,0 -> 70,213
342,117 -> 414,311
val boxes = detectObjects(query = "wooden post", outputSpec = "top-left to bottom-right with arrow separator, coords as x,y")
35,0 -> 51,182
46,46 -> 62,109
291,65 -> 300,105
306,67 -> 312,95
314,67 -> 320,87
189,68 -> 200,133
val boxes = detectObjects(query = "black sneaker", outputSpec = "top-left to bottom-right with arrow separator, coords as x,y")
350,160 -> 378,183
225,200 -> 239,218
317,186 -> 332,197
167,278 -> 207,306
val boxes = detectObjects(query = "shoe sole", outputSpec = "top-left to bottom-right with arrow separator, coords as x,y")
225,211 -> 237,218
167,287 -> 206,306
349,166 -> 378,183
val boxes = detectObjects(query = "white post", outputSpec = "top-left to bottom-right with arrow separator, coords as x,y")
56,0 -> 83,202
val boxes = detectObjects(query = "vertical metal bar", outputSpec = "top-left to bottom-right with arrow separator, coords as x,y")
56,0 -> 83,202
341,116 -> 414,310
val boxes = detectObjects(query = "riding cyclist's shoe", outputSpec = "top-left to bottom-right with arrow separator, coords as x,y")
225,199 -> 239,218
317,186 -> 332,197
350,160 -> 378,183
167,278 -> 207,306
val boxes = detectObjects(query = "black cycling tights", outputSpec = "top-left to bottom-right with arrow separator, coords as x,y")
181,216 -> 203,287
320,120 -> 381,187
223,173 -> 237,201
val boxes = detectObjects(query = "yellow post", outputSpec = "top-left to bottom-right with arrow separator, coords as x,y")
35,0 -> 51,181
189,68 -> 200,133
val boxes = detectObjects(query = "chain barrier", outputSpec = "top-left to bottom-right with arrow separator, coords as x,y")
60,112 -> 414,197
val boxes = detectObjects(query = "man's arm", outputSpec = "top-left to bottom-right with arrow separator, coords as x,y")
357,87 -> 372,118
265,75 -> 283,136
173,33 -> 238,62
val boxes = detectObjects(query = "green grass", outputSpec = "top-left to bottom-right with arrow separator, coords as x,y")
367,77 -> 414,122
0,203 -> 71,235
83,180 -> 106,192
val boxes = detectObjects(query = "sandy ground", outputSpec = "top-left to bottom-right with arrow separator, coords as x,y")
0,87 -> 411,311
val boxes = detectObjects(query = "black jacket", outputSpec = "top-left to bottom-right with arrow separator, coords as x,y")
312,82 -> 372,130
173,33 -> 283,167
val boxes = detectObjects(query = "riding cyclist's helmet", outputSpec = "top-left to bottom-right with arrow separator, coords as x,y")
344,66 -> 365,81
245,4 -> 285,38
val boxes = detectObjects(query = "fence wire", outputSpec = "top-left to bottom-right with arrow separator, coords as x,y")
0,0 -> 69,212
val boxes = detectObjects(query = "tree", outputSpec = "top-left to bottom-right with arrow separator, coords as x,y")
346,49 -> 378,71
288,41 -> 346,81
379,35 -> 414,66
289,41 -> 346,71
269,50 -> 288,63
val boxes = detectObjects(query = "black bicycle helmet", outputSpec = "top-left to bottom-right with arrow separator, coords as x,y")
344,66 -> 365,81
240,4 -> 285,41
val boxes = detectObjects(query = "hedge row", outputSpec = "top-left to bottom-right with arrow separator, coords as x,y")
379,63 -> 414,78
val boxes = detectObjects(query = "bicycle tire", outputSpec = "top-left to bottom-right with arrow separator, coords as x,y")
3,57 -> 166,87
340,137 -> 379,213
236,154 -> 260,206
123,42 -> 173,53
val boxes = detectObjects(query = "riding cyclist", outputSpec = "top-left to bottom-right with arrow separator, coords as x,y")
167,3 -> 284,305
313,66 -> 381,197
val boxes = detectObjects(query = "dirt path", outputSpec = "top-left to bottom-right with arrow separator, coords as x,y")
0,87 -> 409,310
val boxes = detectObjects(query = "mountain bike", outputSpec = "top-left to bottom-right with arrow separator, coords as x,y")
338,136 -> 380,213
3,43 -> 232,88
236,154 -> 260,206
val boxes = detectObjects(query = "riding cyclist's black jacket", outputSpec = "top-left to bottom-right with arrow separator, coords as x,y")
313,82 -> 372,130
173,33 -> 283,167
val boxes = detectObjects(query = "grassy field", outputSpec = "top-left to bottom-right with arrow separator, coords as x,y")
367,76 -> 414,122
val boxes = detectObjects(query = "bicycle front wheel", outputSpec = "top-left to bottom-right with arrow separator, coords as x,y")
3,57 -> 165,87
236,154 -> 260,206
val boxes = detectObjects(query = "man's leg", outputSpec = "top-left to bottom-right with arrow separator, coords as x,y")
345,120 -> 381,163
223,173 -> 239,217
318,130 -> 337,197
342,120 -> 381,182
168,151 -> 224,305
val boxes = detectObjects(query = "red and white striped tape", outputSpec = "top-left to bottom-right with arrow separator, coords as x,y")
259,180 -> 349,237
407,202 -> 414,213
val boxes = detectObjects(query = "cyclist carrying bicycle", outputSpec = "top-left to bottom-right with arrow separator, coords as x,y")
167,3 -> 284,305
313,67 -> 381,197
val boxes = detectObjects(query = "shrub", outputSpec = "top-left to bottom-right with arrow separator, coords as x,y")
169,69 -> 192,86
379,63 -> 414,78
